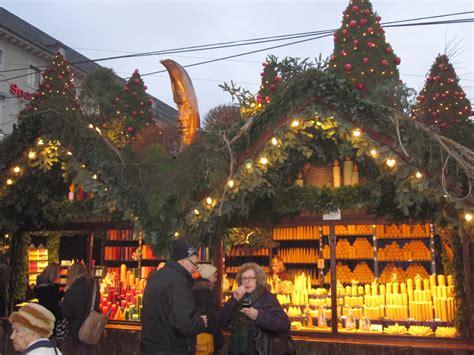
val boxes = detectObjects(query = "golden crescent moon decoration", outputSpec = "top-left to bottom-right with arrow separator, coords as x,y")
160,59 -> 200,148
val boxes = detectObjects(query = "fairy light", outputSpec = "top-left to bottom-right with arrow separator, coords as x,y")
386,158 -> 396,168
352,128 -> 362,137
259,157 -> 269,165
28,151 -> 37,159
6,179 -> 13,185
246,163 -> 252,171
465,213 -> 472,222
66,151 -> 73,156
88,124 -> 94,129
415,172 -> 423,179
370,149 -> 378,157
271,137 -> 278,146
92,174 -> 98,180
13,167 -> 21,174
37,139 -> 44,146
227,180 -> 235,188
206,197 -> 214,206
291,120 -> 300,128
194,209 -> 200,216
174,232 -> 180,237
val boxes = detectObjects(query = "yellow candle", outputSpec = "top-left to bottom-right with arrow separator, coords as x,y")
120,264 -> 127,283
438,275 -> 446,287
393,282 -> 399,294
407,278 -> 413,291
352,164 -> 359,186
423,279 -> 430,291
365,284 -> 371,295
447,275 -> 453,287
343,158 -> 353,186
400,283 -> 407,294
440,299 -> 447,321
333,160 -> 341,188
430,274 -> 436,287
387,282 -> 392,294
442,286 -> 447,299
415,278 -> 422,291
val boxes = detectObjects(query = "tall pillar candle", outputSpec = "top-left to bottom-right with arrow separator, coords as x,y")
352,164 -> 359,185
333,160 -> 341,188
343,158 -> 353,186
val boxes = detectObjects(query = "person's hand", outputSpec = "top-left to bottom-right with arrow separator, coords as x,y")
233,285 -> 246,302
201,315 -> 208,327
241,307 -> 258,320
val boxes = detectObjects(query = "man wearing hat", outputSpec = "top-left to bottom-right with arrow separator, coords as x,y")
9,303 -> 62,354
141,239 -> 208,355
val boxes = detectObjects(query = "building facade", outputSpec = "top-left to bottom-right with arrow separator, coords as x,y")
0,7 -> 177,138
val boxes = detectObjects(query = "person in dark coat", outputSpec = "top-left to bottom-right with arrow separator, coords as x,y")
218,262 -> 290,355
141,239 -> 207,355
34,263 -> 64,334
61,262 -> 100,355
195,263 -> 224,353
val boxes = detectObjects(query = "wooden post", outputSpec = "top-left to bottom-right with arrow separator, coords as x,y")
86,233 -> 94,275
461,228 -> 473,338
214,229 -> 225,308
330,225 -> 338,335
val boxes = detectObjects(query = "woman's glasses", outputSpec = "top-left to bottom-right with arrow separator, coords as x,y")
241,277 -> 257,282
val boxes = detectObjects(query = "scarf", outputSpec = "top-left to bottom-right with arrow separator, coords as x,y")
229,286 -> 265,354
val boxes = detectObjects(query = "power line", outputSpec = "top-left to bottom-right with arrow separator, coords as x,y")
0,15 -> 472,83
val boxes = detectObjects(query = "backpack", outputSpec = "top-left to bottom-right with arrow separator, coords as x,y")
78,281 -> 110,345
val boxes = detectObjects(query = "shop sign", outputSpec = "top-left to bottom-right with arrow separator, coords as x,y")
10,83 -> 33,100
323,209 -> 341,220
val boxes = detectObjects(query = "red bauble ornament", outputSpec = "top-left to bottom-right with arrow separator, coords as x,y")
342,29 -> 348,36
435,76 -> 441,81
274,75 -> 281,81
132,91 -> 138,97
364,9 -> 370,15
441,93 -> 447,98
256,94 -> 262,100
362,57 -> 369,64
417,95 -> 425,101
385,47 -> 393,53
344,63 -> 353,72
431,112 -> 438,118
148,98 -> 154,105
333,36 -> 338,43
127,126 -> 134,132
381,59 -> 389,66
269,84 -> 276,91
47,67 -> 53,72
367,27 -> 374,34
140,101 -> 145,107
394,57 -> 401,65
379,27 -> 385,34
256,97 -> 263,104
350,20 -> 357,27
376,16 -> 382,22
102,123 -> 108,128
134,69 -> 139,74
353,39 -> 359,46
434,93 -> 441,99
133,79 -> 140,85
438,64 -> 446,70
265,96 -> 271,103
124,85 -> 129,91
340,50 -> 348,56
132,111 -> 138,117
447,78 -> 454,84
356,83 -> 365,91
139,110 -> 144,115
351,5 -> 359,12
359,18 -> 368,26
427,75 -> 433,81
454,91 -> 460,97
57,74 -> 64,80
143,85 -> 147,90
260,72 -> 265,76
367,42 -> 375,48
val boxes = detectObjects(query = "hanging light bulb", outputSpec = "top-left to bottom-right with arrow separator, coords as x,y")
465,213 -> 472,222
386,159 -> 396,168
271,137 -> 278,146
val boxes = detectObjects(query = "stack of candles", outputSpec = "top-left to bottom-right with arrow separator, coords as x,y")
408,277 -> 433,321
384,281 -> 409,320
99,264 -> 148,322
432,274 -> 455,322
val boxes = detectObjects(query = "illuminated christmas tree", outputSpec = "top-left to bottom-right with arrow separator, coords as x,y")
27,52 -> 80,114
114,69 -> 154,136
329,0 -> 401,100
411,54 -> 472,144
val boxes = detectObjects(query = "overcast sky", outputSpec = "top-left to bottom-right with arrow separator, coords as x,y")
2,0 -> 473,118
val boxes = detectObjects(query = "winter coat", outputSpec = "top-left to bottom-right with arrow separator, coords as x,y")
194,279 -> 225,351
61,277 -> 100,342
23,339 -> 62,355
217,288 -> 290,354
140,260 -> 206,355
34,277 -> 64,321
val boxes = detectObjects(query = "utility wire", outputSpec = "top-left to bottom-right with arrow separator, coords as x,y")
0,11 -> 472,75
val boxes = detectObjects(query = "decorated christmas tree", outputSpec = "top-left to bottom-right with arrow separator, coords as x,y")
329,0 -> 401,100
27,52 -> 80,114
411,54 -> 472,145
113,69 -> 154,137
256,56 -> 284,106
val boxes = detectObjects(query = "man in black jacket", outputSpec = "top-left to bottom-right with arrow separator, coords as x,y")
141,239 -> 208,354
